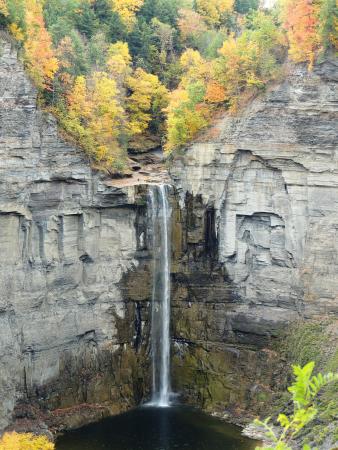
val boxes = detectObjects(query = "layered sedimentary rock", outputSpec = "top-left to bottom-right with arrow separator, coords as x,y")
0,38 -> 152,431
170,59 -> 338,412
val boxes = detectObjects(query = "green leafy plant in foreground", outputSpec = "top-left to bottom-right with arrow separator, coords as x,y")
254,362 -> 338,450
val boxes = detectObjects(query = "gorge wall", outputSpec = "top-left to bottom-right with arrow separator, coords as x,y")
1,32 -> 338,435
170,59 -> 338,415
0,38 -> 153,432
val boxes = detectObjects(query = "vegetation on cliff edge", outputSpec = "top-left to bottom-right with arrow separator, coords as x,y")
0,0 -> 337,170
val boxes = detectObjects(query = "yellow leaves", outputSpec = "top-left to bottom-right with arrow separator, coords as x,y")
111,0 -> 144,30
24,0 -> 59,89
164,48 -> 212,153
195,0 -> 234,26
165,97 -> 209,153
214,12 -> 283,108
68,71 -> 122,141
8,23 -> 25,41
62,45 -> 167,169
0,0 -> 8,16
0,431 -> 54,450
165,88 -> 189,112
126,67 -> 168,135
180,48 -> 204,70
67,75 -> 89,118
179,49 -> 209,87
64,71 -> 126,169
106,41 -> 131,78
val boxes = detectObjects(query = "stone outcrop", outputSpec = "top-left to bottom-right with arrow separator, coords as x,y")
0,38 -> 152,431
170,59 -> 338,413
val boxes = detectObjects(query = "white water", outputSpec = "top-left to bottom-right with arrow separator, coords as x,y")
148,184 -> 171,407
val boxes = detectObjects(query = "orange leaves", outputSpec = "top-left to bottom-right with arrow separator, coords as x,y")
24,0 -> 58,89
205,81 -> 227,103
281,0 -> 321,68
0,431 -> 54,450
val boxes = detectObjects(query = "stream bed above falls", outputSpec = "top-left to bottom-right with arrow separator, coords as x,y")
56,406 -> 258,450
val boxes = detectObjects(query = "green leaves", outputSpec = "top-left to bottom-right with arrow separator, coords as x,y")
288,361 -> 338,409
277,414 -> 290,428
288,361 -> 315,407
254,362 -> 338,450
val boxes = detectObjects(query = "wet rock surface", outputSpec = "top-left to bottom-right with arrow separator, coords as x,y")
170,59 -> 338,414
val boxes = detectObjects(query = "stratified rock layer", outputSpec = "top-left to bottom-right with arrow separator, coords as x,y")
170,59 -> 338,412
0,38 -> 152,431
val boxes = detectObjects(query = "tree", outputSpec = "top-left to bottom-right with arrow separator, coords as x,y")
111,0 -> 144,30
3,0 -> 26,31
319,0 -> 338,50
234,0 -> 259,14
179,48 -> 209,86
254,362 -> 338,450
0,432 -> 54,450
63,71 -> 126,169
0,0 -> 8,17
151,18 -> 175,66
126,67 -> 168,135
281,0 -> 321,68
213,11 -> 284,108
24,0 -> 59,90
88,31 -> 109,70
165,84 -> 209,153
178,8 -> 207,43
195,0 -> 234,26
205,81 -> 227,103
43,0 -> 81,44
139,0 -> 180,27
106,41 -> 131,83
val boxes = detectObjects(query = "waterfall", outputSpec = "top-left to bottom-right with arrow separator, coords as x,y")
148,184 -> 171,407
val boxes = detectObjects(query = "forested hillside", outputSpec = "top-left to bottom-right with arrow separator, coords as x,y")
0,0 -> 336,171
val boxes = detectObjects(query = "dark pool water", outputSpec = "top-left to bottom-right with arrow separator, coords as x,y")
56,406 -> 258,450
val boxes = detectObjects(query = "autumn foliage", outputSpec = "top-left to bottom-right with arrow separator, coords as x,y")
24,0 -> 59,89
0,0 -> 7,16
195,0 -> 234,26
111,0 -> 144,30
0,432 -> 54,450
281,0 -> 321,68
0,0 -> 336,162
281,0 -> 338,68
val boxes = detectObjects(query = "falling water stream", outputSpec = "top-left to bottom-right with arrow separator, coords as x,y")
148,184 -> 171,407
56,184 -> 259,450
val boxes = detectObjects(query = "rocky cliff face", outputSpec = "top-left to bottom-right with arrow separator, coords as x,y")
0,38 -> 153,431
1,31 -> 337,434
170,59 -> 338,414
